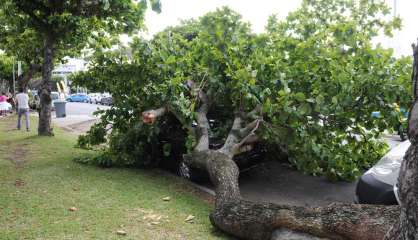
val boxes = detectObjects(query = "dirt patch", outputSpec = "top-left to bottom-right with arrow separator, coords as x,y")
14,179 -> 25,187
6,145 -> 29,169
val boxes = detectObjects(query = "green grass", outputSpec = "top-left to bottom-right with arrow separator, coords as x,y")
0,116 -> 229,240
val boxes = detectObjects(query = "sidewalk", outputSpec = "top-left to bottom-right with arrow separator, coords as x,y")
52,115 -> 97,134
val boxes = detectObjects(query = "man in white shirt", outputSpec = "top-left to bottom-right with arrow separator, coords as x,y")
16,88 -> 30,131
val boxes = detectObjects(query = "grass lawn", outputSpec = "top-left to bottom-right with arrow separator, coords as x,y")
0,116 -> 229,240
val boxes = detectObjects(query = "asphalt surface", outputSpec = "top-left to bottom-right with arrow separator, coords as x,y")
65,102 -> 110,117
51,102 -> 109,134
60,102 -> 404,207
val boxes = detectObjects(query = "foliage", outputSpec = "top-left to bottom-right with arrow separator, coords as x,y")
0,52 -> 13,90
74,1 -> 412,181
0,0 -> 161,134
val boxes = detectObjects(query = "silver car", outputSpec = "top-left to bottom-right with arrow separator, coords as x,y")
355,140 -> 410,205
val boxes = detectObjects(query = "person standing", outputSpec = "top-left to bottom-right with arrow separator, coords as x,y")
16,88 -> 30,131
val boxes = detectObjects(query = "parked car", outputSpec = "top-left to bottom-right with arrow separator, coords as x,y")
28,91 -> 59,111
100,95 -> 113,105
88,93 -> 102,104
66,93 -> 90,103
50,91 -> 60,110
355,140 -> 410,205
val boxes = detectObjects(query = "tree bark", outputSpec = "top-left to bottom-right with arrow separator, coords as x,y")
183,149 -> 398,240
383,42 -> 418,240
38,35 -> 55,136
17,63 -> 41,91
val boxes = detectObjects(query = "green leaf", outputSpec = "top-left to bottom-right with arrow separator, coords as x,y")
294,92 -> 306,102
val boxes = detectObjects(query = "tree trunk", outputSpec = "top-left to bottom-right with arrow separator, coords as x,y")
383,42 -> 418,239
383,141 -> 418,240
17,63 -> 41,91
185,149 -> 400,240
38,35 -> 54,136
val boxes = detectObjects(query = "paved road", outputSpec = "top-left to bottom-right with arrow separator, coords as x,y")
52,102 -> 110,133
65,102 -> 110,117
57,103 -> 404,206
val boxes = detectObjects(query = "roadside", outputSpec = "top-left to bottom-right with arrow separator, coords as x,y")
51,102 -> 109,134
0,116 -> 228,239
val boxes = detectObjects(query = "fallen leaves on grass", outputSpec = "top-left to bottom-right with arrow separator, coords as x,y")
69,207 -> 78,212
116,230 -> 127,236
14,179 -> 25,187
162,196 -> 171,201
185,215 -> 195,223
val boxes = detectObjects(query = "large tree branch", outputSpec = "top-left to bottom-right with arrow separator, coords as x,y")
142,107 -> 167,124
194,90 -> 210,151
220,115 -> 243,156
196,149 -> 401,240
245,105 -> 262,120
220,116 -> 262,157
17,63 -> 42,90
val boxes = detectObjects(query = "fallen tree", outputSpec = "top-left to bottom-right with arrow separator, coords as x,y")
141,42 -> 417,239
73,2 -> 416,239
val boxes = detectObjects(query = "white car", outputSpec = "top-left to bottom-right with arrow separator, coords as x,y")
88,93 -> 102,104
355,140 -> 410,205
51,91 -> 60,111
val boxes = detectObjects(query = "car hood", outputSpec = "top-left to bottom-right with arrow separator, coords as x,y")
364,140 -> 410,185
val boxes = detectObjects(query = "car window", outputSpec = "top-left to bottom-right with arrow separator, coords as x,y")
51,93 -> 59,100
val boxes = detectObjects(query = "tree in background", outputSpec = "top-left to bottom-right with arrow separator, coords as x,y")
0,53 -> 14,92
0,0 -> 160,135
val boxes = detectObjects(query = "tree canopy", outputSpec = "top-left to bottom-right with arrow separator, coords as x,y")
0,0 -> 160,135
74,1 -> 411,181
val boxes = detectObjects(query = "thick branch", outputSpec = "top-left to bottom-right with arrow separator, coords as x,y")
220,115 -> 243,156
201,149 -> 400,240
211,199 -> 399,240
221,117 -> 262,156
246,105 -> 262,120
17,63 -> 42,90
194,90 -> 210,151
142,107 -> 167,124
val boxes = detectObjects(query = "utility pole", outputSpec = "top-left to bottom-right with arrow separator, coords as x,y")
12,58 -> 15,94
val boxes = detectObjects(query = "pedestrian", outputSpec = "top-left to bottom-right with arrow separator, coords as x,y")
6,92 -> 15,111
0,91 -> 10,117
16,88 -> 30,131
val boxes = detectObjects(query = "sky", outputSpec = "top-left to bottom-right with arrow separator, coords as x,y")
141,0 -> 418,57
